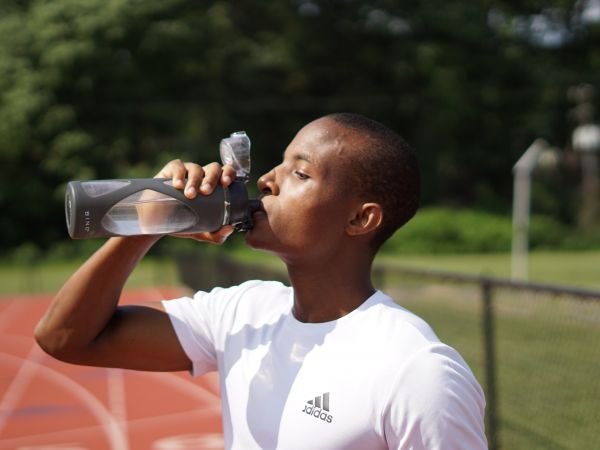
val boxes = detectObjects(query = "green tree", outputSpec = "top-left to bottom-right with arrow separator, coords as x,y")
0,0 -> 598,253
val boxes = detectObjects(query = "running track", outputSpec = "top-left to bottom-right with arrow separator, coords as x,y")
0,288 -> 224,450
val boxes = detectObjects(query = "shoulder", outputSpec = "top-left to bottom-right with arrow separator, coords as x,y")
395,343 -> 484,403
383,343 -> 487,448
194,280 -> 291,311
192,280 -> 289,303
371,292 -> 484,406
373,293 -> 487,448
361,291 -> 442,348
164,280 -> 292,328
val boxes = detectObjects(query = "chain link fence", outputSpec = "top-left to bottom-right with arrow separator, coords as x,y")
374,264 -> 600,450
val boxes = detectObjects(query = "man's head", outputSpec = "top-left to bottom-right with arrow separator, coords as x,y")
247,113 -> 420,260
324,113 -> 420,251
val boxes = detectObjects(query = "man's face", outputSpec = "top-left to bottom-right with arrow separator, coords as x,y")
245,118 -> 361,262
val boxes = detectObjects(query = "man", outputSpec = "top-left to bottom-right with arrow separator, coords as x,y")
36,113 -> 487,449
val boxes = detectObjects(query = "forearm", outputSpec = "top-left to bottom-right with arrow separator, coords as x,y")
35,235 -> 159,359
35,159 -> 234,369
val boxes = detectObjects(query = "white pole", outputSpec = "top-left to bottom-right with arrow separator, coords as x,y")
573,124 -> 600,227
511,139 -> 548,280
511,171 -> 531,280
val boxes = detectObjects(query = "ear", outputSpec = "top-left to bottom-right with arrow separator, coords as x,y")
346,203 -> 383,237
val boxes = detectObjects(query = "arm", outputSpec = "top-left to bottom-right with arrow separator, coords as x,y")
34,160 -> 235,371
384,345 -> 487,449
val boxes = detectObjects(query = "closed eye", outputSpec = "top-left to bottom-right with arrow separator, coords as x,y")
294,170 -> 310,180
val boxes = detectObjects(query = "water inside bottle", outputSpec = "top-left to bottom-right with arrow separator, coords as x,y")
101,189 -> 197,235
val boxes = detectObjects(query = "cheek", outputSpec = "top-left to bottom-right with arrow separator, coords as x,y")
276,196 -> 347,244
250,180 -> 351,251
270,203 -> 314,236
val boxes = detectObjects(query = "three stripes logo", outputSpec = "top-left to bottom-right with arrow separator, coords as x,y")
302,392 -> 333,423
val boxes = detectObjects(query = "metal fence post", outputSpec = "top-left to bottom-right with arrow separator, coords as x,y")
482,280 -> 499,450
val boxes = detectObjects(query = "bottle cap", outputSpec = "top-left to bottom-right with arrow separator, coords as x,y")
220,131 -> 251,180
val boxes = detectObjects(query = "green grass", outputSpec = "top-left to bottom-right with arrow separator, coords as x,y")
3,248 -> 597,296
493,294 -> 600,450
376,250 -> 600,288
0,257 -> 179,297
230,247 -> 600,289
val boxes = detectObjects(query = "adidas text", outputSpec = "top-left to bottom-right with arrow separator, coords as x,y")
302,404 -> 333,423
302,393 -> 333,423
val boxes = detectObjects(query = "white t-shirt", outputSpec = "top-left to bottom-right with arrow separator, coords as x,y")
162,280 -> 487,450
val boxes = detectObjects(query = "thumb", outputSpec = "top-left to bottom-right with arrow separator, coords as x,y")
213,225 -> 235,244
174,225 -> 235,244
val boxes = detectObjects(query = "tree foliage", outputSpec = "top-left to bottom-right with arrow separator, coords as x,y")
1,0 -> 598,253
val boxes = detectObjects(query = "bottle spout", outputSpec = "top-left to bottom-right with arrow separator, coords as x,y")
231,198 -> 262,232
248,199 -> 262,214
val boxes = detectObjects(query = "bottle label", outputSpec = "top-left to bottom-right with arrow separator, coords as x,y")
84,210 -> 91,233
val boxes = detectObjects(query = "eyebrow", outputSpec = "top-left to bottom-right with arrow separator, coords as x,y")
283,151 -> 314,164
295,152 -> 313,163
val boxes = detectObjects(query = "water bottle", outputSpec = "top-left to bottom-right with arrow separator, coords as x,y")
65,131 -> 261,239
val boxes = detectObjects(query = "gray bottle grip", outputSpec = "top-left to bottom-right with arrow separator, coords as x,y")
65,178 -> 229,238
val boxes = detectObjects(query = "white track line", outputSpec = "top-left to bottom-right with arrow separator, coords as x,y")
0,344 -> 43,436
1,289 -> 214,449
0,405 -> 221,448
106,368 -> 129,449
0,351 -> 128,450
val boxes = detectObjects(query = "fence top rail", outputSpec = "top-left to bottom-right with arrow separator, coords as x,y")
375,263 -> 600,301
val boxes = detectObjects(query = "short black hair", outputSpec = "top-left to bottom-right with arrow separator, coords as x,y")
326,112 -> 420,251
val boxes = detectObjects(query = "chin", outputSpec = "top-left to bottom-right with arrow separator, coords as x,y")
244,226 -> 286,257
245,213 -> 272,248
244,227 -> 269,250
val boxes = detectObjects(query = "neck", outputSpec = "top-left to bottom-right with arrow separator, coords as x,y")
284,251 -> 375,323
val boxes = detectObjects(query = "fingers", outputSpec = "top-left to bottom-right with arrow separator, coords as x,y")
183,162 -> 205,198
221,164 -> 236,187
154,160 -> 237,244
198,163 -> 236,195
155,160 -> 237,200
172,225 -> 234,244
197,162 -> 221,196
154,159 -> 188,190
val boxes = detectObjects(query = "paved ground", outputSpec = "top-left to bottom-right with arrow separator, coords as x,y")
0,288 -> 224,450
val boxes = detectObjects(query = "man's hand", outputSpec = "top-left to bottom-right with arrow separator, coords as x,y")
155,159 -> 237,244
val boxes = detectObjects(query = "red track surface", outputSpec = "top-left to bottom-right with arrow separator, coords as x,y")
0,288 -> 224,450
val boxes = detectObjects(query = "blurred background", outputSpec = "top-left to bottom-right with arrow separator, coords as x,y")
1,0 -> 600,260
0,1 -> 599,449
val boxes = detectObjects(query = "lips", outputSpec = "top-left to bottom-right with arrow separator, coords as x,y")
257,199 -> 266,213
248,198 -> 264,214
251,198 -> 267,220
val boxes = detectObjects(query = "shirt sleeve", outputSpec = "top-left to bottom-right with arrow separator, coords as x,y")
383,344 -> 488,450
162,280 -> 265,377
162,290 -> 220,376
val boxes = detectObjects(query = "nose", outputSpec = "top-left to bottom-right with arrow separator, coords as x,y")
257,168 -> 279,196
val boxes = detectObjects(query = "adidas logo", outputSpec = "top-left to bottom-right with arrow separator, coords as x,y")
301,392 -> 333,423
